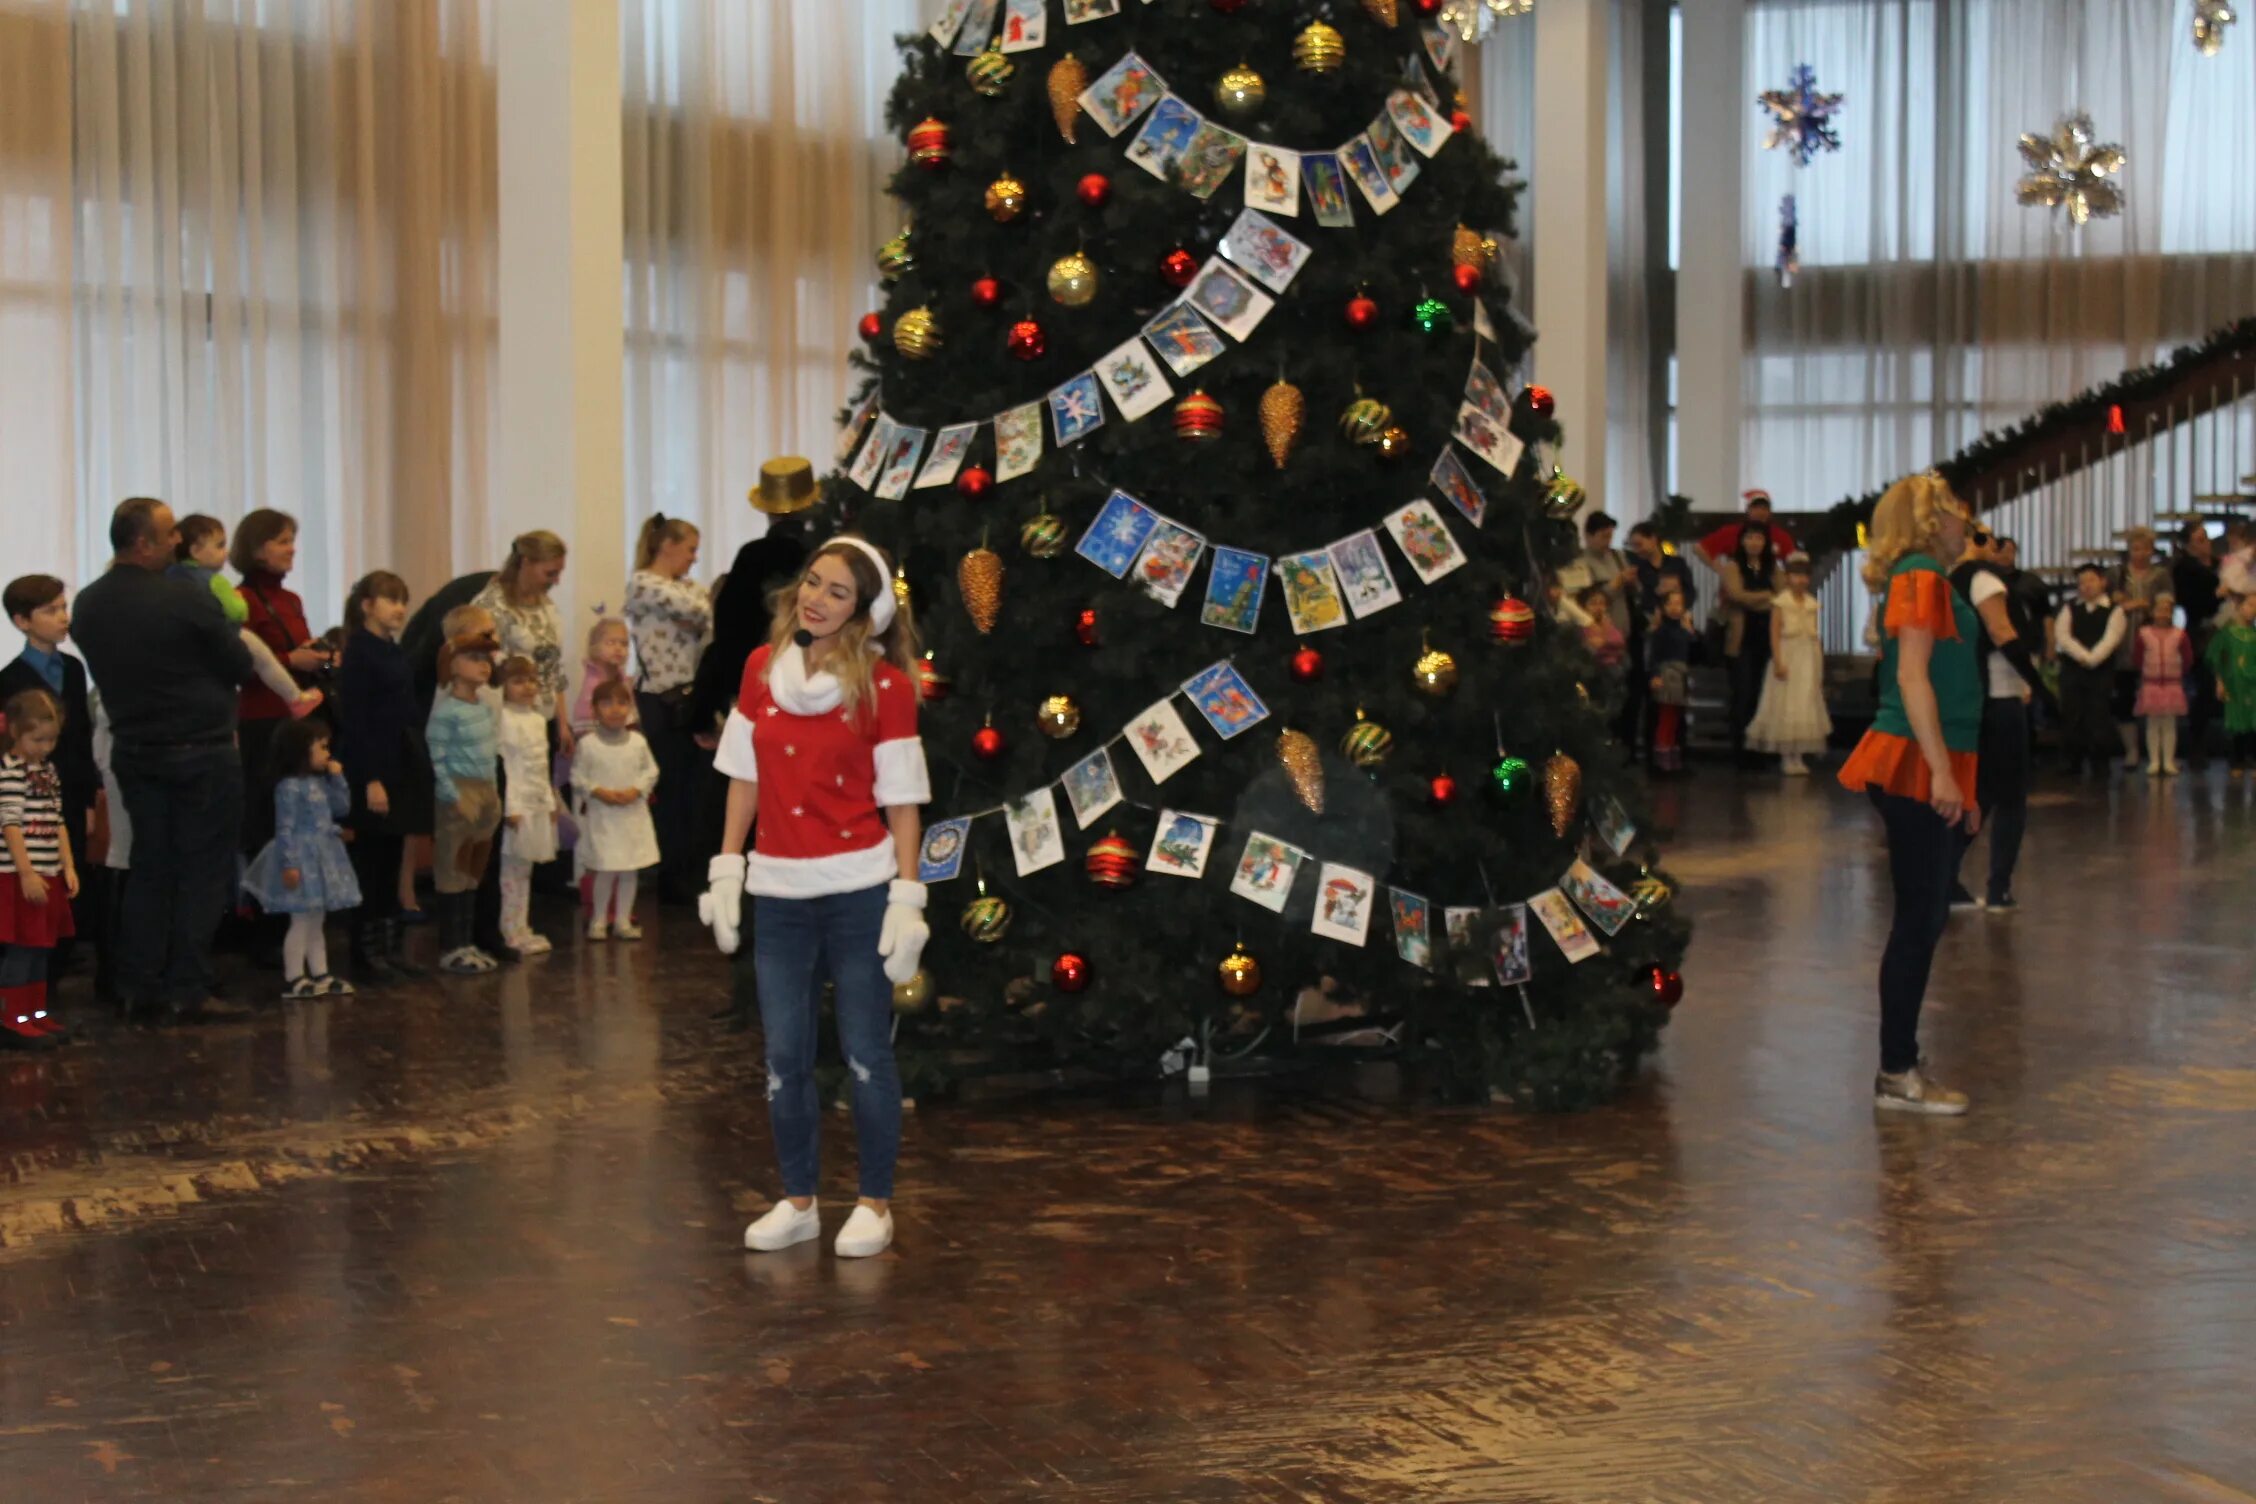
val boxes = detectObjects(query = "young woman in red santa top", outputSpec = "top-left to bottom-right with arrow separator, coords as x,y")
702,534 -> 930,1259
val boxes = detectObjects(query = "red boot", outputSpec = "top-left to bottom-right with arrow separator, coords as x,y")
1,985 -> 58,1051
26,983 -> 68,1042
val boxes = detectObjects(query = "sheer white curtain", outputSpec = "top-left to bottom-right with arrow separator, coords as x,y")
1741,0 -> 2256,512
621,0 -> 921,567
0,0 -> 497,647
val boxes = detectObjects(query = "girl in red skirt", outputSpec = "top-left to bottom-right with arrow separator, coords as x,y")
1,688 -> 79,1049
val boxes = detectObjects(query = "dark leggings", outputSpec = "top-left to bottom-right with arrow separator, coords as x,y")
2234,732 -> 2256,768
1869,789 -> 1964,1075
1728,625 -> 1772,751
348,819 -> 403,920
1971,699 -> 2030,905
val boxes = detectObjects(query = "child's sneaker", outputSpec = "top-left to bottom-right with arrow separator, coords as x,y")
283,975 -> 325,1000
586,920 -> 609,942
512,931 -> 553,956
613,919 -> 644,941
314,974 -> 356,998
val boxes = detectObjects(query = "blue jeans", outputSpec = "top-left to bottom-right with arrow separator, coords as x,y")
747,884 -> 901,1200
113,743 -> 243,1011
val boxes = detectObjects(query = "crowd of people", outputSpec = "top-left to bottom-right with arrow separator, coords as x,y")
0,492 -> 819,1049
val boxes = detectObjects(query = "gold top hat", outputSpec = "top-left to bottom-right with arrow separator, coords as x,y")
752,457 -> 821,516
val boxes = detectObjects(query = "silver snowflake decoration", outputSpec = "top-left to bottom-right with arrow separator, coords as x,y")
1756,65 -> 1845,167
2014,112 -> 2126,228
2194,0 -> 2236,55
1437,0 -> 1534,45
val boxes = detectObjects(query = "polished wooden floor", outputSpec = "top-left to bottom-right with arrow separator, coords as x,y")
4,769 -> 2254,1502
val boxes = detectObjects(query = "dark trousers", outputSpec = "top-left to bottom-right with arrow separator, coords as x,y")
113,743 -> 242,1011
1969,699 -> 2030,905
2057,663 -> 2116,767
637,692 -> 709,901
1869,789 -> 1961,1076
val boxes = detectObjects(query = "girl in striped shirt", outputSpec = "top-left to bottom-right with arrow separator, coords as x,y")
1,688 -> 79,1048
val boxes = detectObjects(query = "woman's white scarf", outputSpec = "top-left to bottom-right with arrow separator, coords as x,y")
767,640 -> 878,716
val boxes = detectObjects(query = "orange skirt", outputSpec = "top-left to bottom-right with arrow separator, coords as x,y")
1835,730 -> 1979,804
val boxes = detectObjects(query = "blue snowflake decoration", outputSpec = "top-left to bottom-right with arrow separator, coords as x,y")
1756,65 -> 1844,168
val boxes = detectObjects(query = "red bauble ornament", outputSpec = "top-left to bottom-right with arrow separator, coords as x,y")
857,311 -> 883,342
1429,772 -> 1459,807
1007,318 -> 1046,361
1210,0 -> 1249,11
1084,830 -> 1142,888
1452,262 -> 1483,294
916,654 -> 952,702
1289,645 -> 1325,683
1413,0 -> 1442,14
972,723 -> 1006,761
1173,390 -> 1225,441
1077,172 -> 1112,208
969,276 -> 1002,309
1051,952 -> 1092,993
1451,109 -> 1473,134
1159,247 -> 1199,288
1490,594 -> 1537,645
1525,384 -> 1556,420
1345,292 -> 1379,330
956,464 -> 994,499
1647,965 -> 1684,1008
1075,607 -> 1101,647
906,116 -> 952,170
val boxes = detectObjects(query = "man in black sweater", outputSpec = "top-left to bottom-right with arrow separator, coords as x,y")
71,499 -> 255,1024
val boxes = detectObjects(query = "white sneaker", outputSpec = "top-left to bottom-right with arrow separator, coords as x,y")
834,1204 -> 893,1259
586,920 -> 609,942
614,919 -> 644,941
512,931 -> 553,956
1782,755 -> 1810,777
743,1198 -> 821,1252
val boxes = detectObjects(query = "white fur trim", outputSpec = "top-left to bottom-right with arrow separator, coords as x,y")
744,840 -> 897,899
714,709 -> 759,782
872,736 -> 931,807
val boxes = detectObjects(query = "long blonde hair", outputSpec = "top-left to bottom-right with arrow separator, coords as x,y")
766,539 -> 921,727
1861,472 -> 1964,590
634,513 -> 699,572
496,529 -> 568,603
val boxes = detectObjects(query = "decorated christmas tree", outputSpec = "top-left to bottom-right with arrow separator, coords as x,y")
821,0 -> 1688,1109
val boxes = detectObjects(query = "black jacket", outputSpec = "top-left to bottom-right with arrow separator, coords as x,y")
0,650 -> 97,810
72,562 -> 253,753
401,571 -> 495,708
336,628 -> 419,797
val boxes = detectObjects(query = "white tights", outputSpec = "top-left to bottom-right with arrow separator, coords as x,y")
592,870 -> 638,927
2145,714 -> 2178,770
501,856 -> 533,940
284,911 -> 330,981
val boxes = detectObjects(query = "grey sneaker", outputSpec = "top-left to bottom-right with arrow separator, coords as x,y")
1875,1068 -> 1970,1116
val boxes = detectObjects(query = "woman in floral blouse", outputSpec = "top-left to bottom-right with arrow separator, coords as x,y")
473,531 -> 574,757
625,514 -> 713,902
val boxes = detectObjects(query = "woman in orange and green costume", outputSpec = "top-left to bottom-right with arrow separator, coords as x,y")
1836,473 -> 1982,1116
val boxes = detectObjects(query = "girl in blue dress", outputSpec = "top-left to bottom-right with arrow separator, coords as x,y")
243,718 -> 364,1000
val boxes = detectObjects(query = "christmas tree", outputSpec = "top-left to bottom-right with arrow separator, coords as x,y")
823,0 -> 1688,1109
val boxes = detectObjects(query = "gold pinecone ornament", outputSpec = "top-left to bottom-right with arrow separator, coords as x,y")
1277,729 -> 1325,814
1544,751 -> 1583,838
1048,54 -> 1088,143
958,545 -> 1004,634
1259,379 -> 1306,468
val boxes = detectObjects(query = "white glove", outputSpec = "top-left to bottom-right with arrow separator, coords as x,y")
700,853 -> 747,955
876,878 -> 929,987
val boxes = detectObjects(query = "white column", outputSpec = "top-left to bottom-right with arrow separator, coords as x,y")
495,0 -> 625,633
1532,0 -> 1610,505
1676,0 -> 1745,514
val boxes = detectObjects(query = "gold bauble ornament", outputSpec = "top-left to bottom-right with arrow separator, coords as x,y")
961,890 -> 1013,944
1452,224 -> 1500,271
1037,694 -> 1082,739
892,969 -> 933,1012
966,40 -> 1015,97
1413,645 -> 1459,697
1544,467 -> 1588,521
893,305 -> 943,360
985,173 -> 1029,223
876,226 -> 915,282
1544,751 -> 1583,839
1048,54 -> 1089,142
1259,379 -> 1306,469
1293,19 -> 1347,72
1632,867 -> 1674,917
958,546 -> 1004,633
1047,250 -> 1100,308
1363,0 -> 1400,25
1019,512 -> 1069,559
1340,395 -> 1393,445
1340,707 -> 1394,769
1217,946 -> 1263,998
1277,728 -> 1325,814
1375,425 -> 1414,461
1214,63 -> 1267,120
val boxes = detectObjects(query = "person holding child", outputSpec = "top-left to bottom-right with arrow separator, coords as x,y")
572,679 -> 660,941
0,689 -> 80,1048
426,630 -> 505,974
240,719 -> 361,999
168,514 -> 325,722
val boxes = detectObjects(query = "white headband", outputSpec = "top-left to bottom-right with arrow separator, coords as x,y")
822,535 -> 898,634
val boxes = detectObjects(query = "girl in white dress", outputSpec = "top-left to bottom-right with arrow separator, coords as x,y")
570,679 -> 660,940
1746,556 -> 1834,774
496,657 -> 560,954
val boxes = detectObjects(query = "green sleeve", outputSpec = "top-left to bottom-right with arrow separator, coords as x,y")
210,574 -> 249,624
